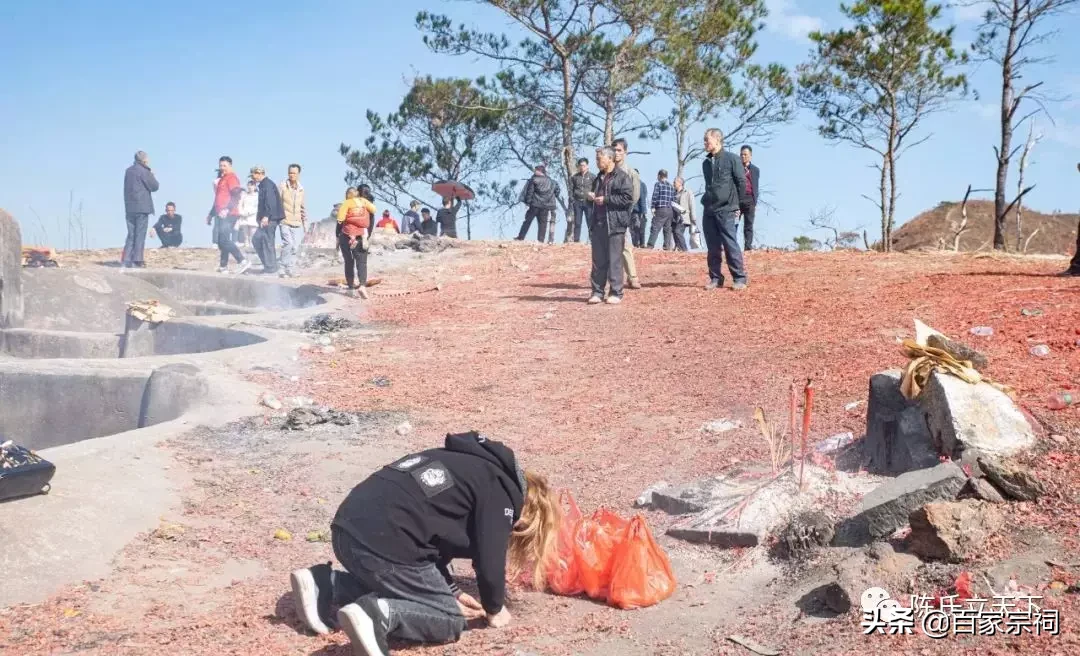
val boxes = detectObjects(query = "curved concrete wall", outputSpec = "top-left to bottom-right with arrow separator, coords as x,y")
128,270 -> 325,311
0,363 -> 207,450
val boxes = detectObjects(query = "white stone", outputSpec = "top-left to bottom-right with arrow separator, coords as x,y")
920,372 -> 1035,460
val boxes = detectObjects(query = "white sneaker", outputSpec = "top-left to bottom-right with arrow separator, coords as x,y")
338,597 -> 390,656
587,295 -> 603,304
236,260 -> 252,274
606,295 -> 622,305
216,266 -> 229,274
289,568 -> 331,635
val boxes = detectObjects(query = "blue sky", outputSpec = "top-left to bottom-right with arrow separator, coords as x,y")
2,0 -> 1079,249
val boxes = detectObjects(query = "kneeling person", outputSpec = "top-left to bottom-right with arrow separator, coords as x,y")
290,431 -> 558,656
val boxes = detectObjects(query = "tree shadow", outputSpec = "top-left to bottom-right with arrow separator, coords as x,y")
640,281 -> 699,289
929,271 -> 1075,280
526,282 -> 582,290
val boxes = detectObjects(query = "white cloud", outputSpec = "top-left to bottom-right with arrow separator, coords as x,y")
766,0 -> 825,43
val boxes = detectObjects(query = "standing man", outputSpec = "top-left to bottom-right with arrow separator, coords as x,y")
401,201 -> 423,234
701,128 -> 749,290
672,177 -> 697,251
206,156 -> 249,274
437,196 -> 462,238
633,175 -> 648,247
586,147 -> 634,305
122,150 -> 159,268
740,145 -> 760,251
566,158 -> 594,243
648,170 -> 678,250
611,138 -> 642,289
151,202 -> 183,248
516,165 -> 559,242
278,163 -> 306,278
251,165 -> 285,274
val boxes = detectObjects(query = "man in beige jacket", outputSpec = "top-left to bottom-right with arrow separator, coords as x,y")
612,138 -> 641,289
278,163 -> 307,278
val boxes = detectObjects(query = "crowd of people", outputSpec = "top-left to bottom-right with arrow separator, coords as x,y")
120,129 -> 768,307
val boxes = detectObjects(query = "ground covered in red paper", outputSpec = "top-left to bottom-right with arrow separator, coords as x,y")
2,244 -> 1078,655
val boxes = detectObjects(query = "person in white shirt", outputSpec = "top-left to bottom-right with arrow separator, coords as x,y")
672,177 -> 700,251
236,178 -> 259,249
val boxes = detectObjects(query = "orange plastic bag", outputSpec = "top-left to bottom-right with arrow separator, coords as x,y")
608,515 -> 677,609
546,490 -> 585,595
573,508 -> 629,600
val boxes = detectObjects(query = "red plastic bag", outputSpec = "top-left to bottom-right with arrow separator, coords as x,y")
608,515 -> 677,609
574,508 -> 629,600
546,490 -> 585,595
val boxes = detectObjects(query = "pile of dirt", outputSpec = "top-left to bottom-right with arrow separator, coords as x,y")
892,199 -> 1078,254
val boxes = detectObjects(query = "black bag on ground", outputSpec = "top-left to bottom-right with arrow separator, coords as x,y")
0,440 -> 56,502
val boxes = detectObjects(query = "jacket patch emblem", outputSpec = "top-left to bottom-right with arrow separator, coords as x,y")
411,460 -> 454,497
391,454 -> 428,472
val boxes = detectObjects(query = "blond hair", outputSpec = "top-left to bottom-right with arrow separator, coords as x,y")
506,470 -> 560,590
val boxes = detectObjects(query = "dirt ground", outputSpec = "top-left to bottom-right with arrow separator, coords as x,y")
2,243 -> 1079,655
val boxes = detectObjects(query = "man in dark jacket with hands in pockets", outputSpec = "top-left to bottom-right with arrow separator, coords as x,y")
587,146 -> 635,305
701,128 -> 750,290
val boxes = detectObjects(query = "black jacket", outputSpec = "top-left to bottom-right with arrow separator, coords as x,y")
123,161 -> 159,215
569,171 -> 595,202
701,150 -> 748,214
257,177 -> 285,222
332,431 -> 526,615
153,214 -> 182,235
524,173 -> 560,210
591,167 -> 635,234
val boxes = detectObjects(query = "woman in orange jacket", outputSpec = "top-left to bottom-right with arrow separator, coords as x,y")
336,186 -> 378,298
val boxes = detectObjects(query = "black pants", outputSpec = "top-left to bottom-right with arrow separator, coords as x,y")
702,208 -> 747,284
566,200 -> 591,243
740,203 -> 757,250
648,207 -> 676,250
1070,218 -> 1080,272
439,220 -> 457,239
123,212 -> 149,265
630,213 -> 646,247
339,234 -> 368,288
213,217 -> 243,268
331,527 -> 465,644
516,206 -> 551,242
253,220 -> 279,272
671,223 -> 689,251
590,217 -> 625,298
159,232 -> 182,248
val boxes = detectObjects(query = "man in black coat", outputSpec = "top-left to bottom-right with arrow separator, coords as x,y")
701,128 -> 750,290
151,202 -> 183,247
515,165 -> 560,242
122,150 -> 160,268
586,147 -> 635,304
251,165 -> 285,274
740,145 -> 761,251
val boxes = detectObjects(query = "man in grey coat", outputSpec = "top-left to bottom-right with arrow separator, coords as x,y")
122,150 -> 160,268
701,128 -> 749,290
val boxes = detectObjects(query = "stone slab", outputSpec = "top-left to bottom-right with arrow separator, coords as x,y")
834,462 -> 966,546
0,209 -> 24,329
643,462 -> 773,515
920,372 -> 1036,460
863,370 -> 940,475
666,470 -> 801,547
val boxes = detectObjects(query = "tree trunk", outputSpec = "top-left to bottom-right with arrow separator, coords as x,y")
878,155 -> 888,252
466,201 -> 472,241
560,56 -> 576,226
993,18 -> 1019,251
675,96 -> 688,180
603,86 -> 615,146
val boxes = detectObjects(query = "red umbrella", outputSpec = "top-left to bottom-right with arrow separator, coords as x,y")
431,180 -> 475,201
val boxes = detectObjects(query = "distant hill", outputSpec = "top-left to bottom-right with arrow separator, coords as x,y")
891,199 -> 1078,254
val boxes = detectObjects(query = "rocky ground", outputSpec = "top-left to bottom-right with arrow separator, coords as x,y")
1,242 -> 1078,655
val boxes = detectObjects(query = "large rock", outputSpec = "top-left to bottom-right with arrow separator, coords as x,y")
978,457 -> 1046,501
823,548 -> 921,614
640,463 -> 773,515
0,209 -> 24,329
957,477 -> 1006,503
926,334 -> 989,371
921,372 -> 1035,461
834,462 -> 966,546
908,500 -> 1004,562
863,370 -> 941,475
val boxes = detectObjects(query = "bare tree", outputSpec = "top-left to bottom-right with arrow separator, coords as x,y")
1014,119 -> 1041,251
808,205 -> 861,249
966,0 -> 1076,249
952,184 -> 993,251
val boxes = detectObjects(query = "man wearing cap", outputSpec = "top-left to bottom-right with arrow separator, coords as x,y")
122,150 -> 160,268
251,166 -> 285,274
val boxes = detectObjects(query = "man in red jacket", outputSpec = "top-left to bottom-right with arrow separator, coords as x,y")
206,156 -> 251,274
